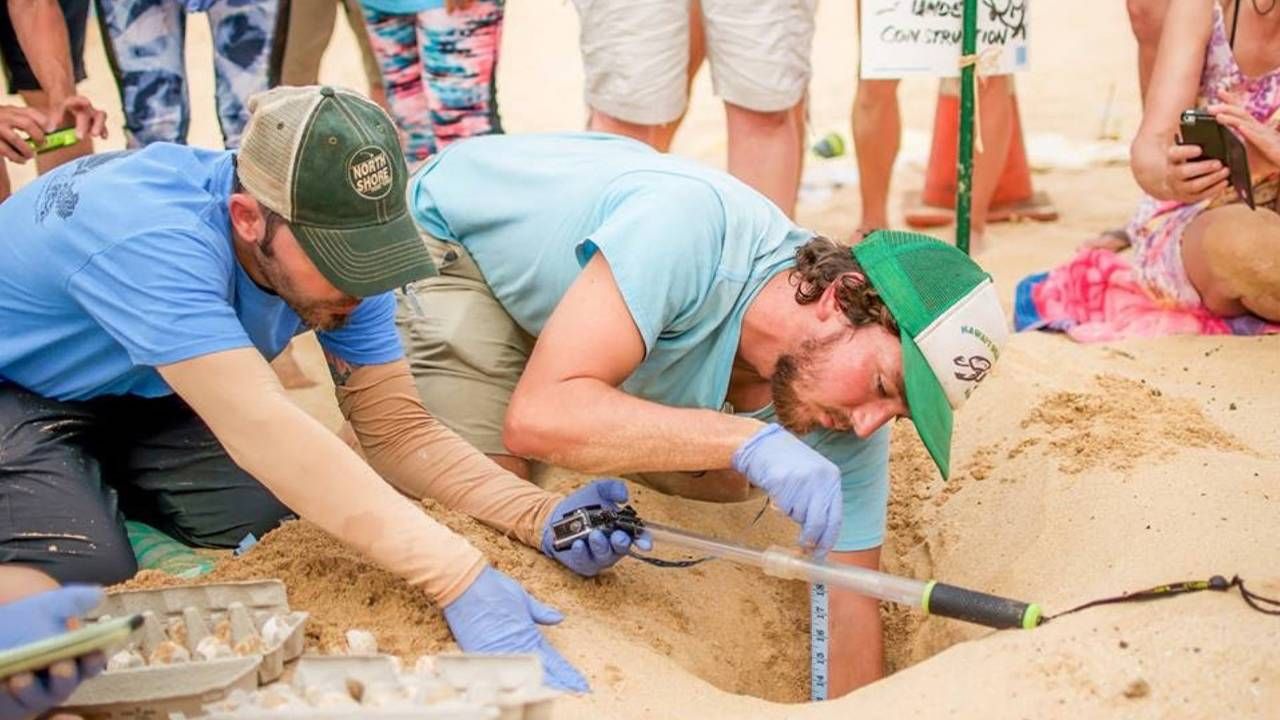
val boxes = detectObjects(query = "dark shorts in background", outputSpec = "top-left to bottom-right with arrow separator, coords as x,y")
0,0 -> 90,93
0,383 -> 293,585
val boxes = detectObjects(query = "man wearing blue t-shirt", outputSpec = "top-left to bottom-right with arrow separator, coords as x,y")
398,132 -> 1011,693
0,88 -> 642,693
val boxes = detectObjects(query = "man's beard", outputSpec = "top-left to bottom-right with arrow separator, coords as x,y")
771,332 -> 843,435
259,255 -> 354,332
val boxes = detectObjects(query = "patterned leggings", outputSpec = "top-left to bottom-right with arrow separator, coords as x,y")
96,0 -> 278,149
362,0 -> 503,167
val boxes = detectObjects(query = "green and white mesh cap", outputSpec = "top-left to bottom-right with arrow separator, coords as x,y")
853,230 -> 1009,479
236,85 -> 436,297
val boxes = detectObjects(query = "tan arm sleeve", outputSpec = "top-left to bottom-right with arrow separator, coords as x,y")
333,359 -> 561,549
158,348 -> 485,606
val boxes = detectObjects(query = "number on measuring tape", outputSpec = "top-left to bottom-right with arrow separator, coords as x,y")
810,583 -> 829,701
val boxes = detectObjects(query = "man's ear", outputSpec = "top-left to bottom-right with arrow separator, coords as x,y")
228,193 -> 265,248
814,271 -> 868,322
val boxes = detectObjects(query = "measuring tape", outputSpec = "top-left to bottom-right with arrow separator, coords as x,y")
810,583 -> 829,701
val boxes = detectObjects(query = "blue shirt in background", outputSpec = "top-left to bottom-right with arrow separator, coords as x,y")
410,132 -> 890,551
0,144 -> 402,402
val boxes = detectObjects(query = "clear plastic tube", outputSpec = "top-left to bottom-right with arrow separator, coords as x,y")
643,522 -> 926,608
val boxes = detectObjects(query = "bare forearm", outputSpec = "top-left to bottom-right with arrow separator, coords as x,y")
506,377 -> 765,475
334,359 -> 560,548
8,0 -> 75,102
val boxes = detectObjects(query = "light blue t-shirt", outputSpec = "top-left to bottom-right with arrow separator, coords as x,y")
410,132 -> 890,551
0,144 -> 403,402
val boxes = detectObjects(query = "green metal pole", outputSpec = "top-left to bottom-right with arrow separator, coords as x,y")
956,0 -> 978,255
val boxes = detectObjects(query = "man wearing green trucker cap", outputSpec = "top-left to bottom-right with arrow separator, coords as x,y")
0,88 -> 647,693
397,131 -> 1008,694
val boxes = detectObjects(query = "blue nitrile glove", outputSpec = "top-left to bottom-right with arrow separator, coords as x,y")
1,585 -> 106,720
731,423 -> 843,553
541,479 -> 652,577
443,567 -> 589,693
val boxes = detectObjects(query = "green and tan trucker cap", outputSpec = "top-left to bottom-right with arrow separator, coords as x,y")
852,231 -> 1009,479
237,85 -> 435,297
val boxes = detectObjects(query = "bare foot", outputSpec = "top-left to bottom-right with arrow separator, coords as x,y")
1081,227 -> 1131,252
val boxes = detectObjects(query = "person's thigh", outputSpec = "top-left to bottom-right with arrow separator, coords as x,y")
571,0 -> 690,126
700,0 -> 816,113
107,394 -> 293,548
1181,203 -> 1280,320
395,243 -> 534,457
95,0 -> 189,146
0,384 -> 136,585
206,0 -> 278,148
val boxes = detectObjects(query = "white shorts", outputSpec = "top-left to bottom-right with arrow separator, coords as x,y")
573,0 -> 817,124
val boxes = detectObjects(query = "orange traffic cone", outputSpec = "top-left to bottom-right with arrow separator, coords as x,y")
904,80 -> 1057,228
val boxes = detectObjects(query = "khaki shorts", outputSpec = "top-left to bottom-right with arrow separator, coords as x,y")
395,239 -> 534,457
573,0 -> 817,124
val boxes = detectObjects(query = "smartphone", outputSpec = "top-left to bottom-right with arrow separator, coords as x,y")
24,127 -> 79,155
0,614 -> 142,680
1179,109 -> 1254,209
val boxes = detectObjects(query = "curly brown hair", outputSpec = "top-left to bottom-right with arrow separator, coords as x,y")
789,235 -> 898,333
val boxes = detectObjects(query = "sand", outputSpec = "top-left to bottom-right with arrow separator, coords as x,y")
9,0 -> 1280,716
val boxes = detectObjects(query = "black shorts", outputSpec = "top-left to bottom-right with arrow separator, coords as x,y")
0,0 -> 90,94
0,383 -> 293,585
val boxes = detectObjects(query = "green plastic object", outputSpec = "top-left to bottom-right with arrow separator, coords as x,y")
25,127 -> 79,154
955,0 -> 978,255
126,521 -> 215,579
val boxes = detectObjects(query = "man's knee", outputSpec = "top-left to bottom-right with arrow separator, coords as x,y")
725,102 -> 793,131
854,79 -> 899,112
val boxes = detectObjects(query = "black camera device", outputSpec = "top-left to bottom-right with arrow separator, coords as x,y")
549,504 -> 644,552
1178,108 -> 1255,209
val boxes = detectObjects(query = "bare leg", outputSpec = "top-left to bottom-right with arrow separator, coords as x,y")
827,547 -> 885,696
488,453 -> 532,480
727,101 -> 804,217
1128,0 -> 1172,103
0,566 -> 60,604
852,79 -> 901,232
1182,204 -> 1280,321
967,76 -> 1015,252
19,90 -> 95,175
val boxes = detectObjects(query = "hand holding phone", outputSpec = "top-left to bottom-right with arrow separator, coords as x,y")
1178,109 -> 1254,209
0,587 -> 132,720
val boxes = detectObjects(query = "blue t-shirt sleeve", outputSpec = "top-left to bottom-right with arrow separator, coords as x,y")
574,177 -> 726,354
809,424 -> 891,552
65,232 -> 252,367
315,292 -> 404,365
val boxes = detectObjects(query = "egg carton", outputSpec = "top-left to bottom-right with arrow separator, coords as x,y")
196,654 -> 558,720
59,581 -> 309,720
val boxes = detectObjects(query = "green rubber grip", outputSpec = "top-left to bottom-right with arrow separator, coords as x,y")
922,582 -> 1042,630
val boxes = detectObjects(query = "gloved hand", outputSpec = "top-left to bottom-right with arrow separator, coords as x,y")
443,567 -> 589,693
541,479 -> 652,577
1,585 -> 106,720
731,423 -> 843,553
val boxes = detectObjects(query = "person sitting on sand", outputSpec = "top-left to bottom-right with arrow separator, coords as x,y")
395,131 -> 1010,694
0,87 -> 646,693
1017,0 -> 1280,340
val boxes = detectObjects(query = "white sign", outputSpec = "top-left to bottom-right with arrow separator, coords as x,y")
860,0 -> 1030,79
